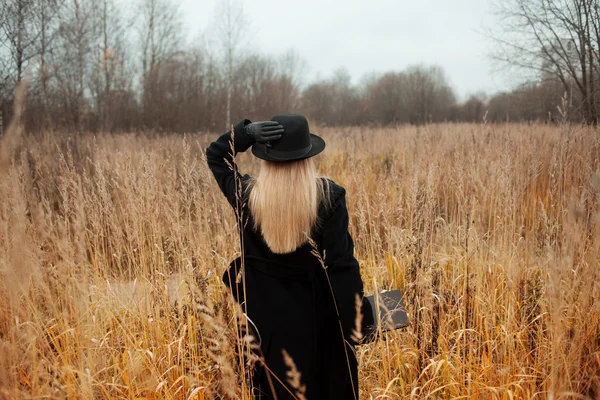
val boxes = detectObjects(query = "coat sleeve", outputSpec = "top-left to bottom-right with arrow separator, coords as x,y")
206,119 -> 254,208
320,189 -> 374,345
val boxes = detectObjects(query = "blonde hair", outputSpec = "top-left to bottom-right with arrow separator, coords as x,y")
248,158 -> 326,254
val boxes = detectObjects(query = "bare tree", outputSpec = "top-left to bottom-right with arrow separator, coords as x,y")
491,0 -> 600,124
89,0 -> 128,131
459,93 -> 488,122
212,0 -> 248,130
45,0 -> 96,130
236,53 -> 276,118
361,65 -> 456,125
35,0 -> 62,97
365,71 -> 409,125
300,68 -> 365,126
276,49 -> 306,111
0,26 -> 11,133
0,0 -> 41,84
277,49 -> 307,89
138,0 -> 182,128
404,65 -> 456,124
0,0 -> 62,130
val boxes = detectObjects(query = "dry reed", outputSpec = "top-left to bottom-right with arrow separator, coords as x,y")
0,119 -> 599,399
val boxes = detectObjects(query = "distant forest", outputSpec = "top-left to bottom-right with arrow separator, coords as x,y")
1,0 -> 599,133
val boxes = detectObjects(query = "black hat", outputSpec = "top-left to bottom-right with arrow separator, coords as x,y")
251,114 -> 326,162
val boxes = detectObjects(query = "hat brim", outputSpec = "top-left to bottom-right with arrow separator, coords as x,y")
251,134 -> 326,162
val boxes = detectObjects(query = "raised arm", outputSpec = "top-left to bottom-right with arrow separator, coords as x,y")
206,120 -> 252,208
206,119 -> 284,208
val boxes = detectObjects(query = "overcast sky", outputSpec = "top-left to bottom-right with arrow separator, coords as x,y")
180,0 -> 511,100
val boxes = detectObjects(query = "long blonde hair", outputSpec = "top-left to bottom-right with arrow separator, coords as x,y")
248,158 -> 326,254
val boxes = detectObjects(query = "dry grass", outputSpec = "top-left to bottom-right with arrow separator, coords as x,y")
0,118 -> 599,399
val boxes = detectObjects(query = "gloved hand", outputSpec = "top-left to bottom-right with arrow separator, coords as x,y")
245,121 -> 284,144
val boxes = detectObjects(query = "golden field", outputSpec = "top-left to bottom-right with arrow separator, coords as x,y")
0,119 -> 599,399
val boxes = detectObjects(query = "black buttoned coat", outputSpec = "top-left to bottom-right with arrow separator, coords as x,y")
206,119 -> 374,400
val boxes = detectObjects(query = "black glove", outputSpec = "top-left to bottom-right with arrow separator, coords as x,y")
245,121 -> 284,144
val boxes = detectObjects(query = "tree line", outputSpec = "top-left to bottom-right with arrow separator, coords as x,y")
1,0 -> 598,134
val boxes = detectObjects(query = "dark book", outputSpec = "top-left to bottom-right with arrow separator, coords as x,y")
361,289 -> 409,344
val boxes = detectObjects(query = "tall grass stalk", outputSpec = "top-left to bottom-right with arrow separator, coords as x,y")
1,120 -> 599,398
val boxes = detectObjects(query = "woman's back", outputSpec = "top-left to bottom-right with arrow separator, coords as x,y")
206,115 -> 373,399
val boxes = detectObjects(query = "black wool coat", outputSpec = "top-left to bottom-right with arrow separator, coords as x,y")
206,119 -> 374,400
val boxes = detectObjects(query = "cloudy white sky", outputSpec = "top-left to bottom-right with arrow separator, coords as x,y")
180,0 -> 512,100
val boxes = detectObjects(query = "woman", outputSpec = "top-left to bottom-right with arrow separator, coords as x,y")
206,114 -> 374,399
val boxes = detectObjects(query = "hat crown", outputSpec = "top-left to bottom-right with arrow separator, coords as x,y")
251,113 -> 325,162
270,114 -> 312,152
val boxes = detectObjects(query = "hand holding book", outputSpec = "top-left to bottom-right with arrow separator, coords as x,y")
361,289 -> 409,344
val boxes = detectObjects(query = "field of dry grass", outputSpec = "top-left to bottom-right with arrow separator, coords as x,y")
0,116 -> 599,399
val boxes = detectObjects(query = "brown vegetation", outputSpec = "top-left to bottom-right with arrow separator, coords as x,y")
1,118 -> 599,398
